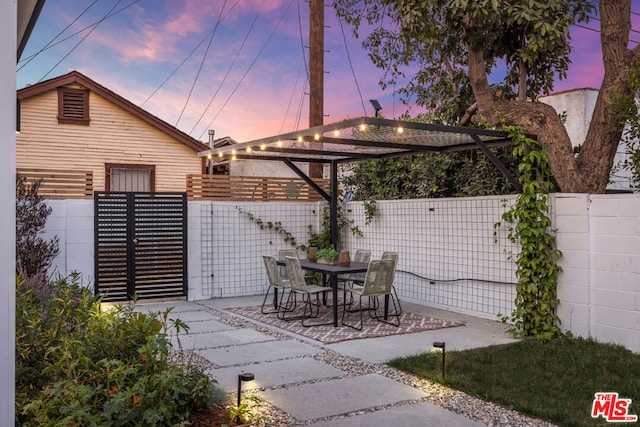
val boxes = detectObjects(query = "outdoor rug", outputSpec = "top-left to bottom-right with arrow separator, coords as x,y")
224,305 -> 465,344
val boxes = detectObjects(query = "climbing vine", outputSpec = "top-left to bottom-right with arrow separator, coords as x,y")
496,125 -> 562,340
237,204 -> 364,251
236,207 -> 298,247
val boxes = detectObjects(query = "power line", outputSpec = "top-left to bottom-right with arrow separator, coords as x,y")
18,0 -> 141,71
280,62 -> 305,133
197,0 -> 296,140
140,30 -> 212,107
18,0 -> 100,71
574,23 -> 640,45
38,0 -> 124,82
338,13 -> 366,116
189,2 -> 263,135
176,0 -> 238,126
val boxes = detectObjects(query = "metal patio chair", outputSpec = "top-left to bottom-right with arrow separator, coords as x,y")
261,255 -> 291,315
339,249 -> 371,302
381,251 -> 403,316
280,256 -> 333,327
341,259 -> 400,330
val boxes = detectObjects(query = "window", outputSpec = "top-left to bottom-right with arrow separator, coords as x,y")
106,164 -> 155,192
58,87 -> 90,125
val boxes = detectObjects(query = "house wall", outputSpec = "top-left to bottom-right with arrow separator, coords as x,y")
44,193 -> 640,352
17,86 -> 203,192
230,159 -> 308,177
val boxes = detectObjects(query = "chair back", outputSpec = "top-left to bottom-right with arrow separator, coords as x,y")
353,249 -> 371,263
263,255 -> 283,287
278,249 -> 298,279
278,249 -> 299,259
360,259 -> 395,296
284,256 -> 308,292
381,251 -> 398,284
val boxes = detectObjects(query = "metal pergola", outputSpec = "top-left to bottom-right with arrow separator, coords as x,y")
198,116 -> 523,248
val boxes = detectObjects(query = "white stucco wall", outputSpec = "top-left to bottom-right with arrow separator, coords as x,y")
1,1 -> 16,423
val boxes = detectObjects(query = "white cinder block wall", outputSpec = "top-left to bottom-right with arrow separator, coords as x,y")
44,200 -> 94,287
43,193 -> 640,352
553,193 -> 640,352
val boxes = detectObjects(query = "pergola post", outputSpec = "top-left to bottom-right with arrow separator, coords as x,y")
330,160 -> 338,248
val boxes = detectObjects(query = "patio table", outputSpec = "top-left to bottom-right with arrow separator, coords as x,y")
277,259 -> 369,327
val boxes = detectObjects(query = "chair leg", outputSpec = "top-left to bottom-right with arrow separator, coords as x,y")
341,293 -> 364,331
392,286 -> 403,315
261,285 -> 278,314
371,294 -> 401,327
278,291 -> 300,321
301,293 -> 334,327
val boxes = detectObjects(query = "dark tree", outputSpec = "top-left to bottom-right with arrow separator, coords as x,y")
16,174 -> 60,276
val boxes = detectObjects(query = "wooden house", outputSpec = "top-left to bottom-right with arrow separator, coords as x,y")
16,70 -> 208,197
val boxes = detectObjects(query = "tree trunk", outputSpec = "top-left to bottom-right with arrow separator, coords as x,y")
468,0 -> 639,193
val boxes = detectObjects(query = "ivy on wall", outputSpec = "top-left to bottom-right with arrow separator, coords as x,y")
497,125 -> 562,340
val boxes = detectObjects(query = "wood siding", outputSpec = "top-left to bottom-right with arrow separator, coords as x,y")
17,85 -> 202,192
187,174 -> 328,201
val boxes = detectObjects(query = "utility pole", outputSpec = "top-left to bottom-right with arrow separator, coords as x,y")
308,0 -> 323,178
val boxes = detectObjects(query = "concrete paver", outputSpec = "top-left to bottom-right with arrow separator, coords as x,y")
173,328 -> 276,350
259,374 -> 426,421
207,358 -> 345,392
198,339 -> 323,367
143,296 -> 519,426
306,402 -> 486,427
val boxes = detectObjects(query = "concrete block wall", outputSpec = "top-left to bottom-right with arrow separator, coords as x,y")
553,193 -> 640,352
44,200 -> 94,287
41,193 -> 640,352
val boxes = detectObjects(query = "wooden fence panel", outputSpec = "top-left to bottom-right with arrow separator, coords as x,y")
186,174 -> 328,201
17,168 -> 93,199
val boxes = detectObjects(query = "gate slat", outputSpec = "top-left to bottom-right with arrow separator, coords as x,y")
95,192 -> 187,302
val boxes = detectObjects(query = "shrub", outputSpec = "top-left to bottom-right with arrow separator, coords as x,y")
15,173 -> 60,276
16,273 -> 225,426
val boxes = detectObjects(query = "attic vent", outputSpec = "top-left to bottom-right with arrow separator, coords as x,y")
58,87 -> 90,125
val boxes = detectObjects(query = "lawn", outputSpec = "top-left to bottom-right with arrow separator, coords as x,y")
388,336 -> 640,427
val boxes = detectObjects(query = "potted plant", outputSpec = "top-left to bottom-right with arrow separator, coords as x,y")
315,247 -> 339,265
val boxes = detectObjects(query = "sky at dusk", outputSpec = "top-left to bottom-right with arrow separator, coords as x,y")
16,0 -> 640,143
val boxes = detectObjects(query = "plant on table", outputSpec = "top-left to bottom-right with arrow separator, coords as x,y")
315,247 -> 339,264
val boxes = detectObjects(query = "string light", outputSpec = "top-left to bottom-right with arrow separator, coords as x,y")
231,149 -> 236,155
297,136 -> 303,142
397,127 -> 404,134
260,144 -> 266,150
333,130 -> 340,137
246,147 -> 252,152
232,154 -> 236,161
359,124 -> 366,131
314,133 -> 320,141
277,140 -> 283,147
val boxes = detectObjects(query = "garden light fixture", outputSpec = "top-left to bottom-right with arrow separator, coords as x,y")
433,341 -> 446,379
237,372 -> 255,423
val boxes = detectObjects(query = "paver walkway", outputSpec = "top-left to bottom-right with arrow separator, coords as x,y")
137,296 -> 538,426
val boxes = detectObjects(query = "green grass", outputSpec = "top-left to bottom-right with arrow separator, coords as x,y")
388,336 -> 640,427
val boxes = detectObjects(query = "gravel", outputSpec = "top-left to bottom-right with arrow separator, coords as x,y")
187,304 -> 557,427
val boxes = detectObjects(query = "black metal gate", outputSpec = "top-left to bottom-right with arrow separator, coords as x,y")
94,192 -> 188,302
